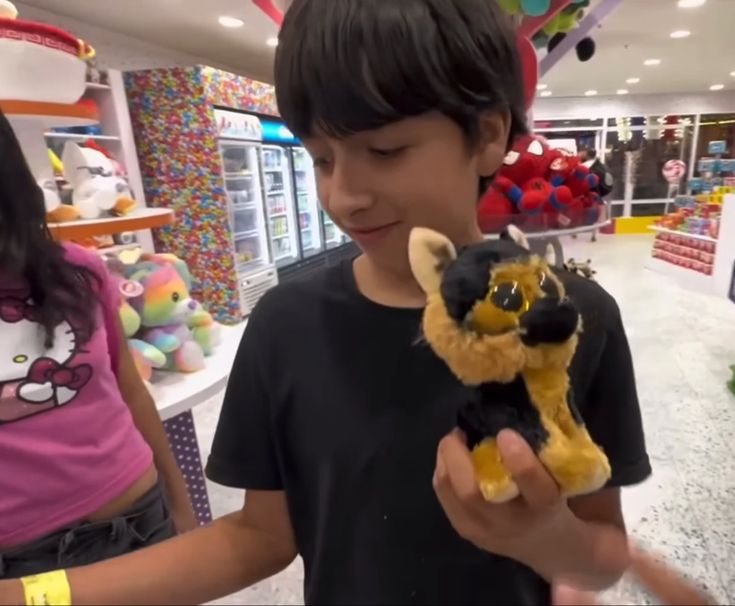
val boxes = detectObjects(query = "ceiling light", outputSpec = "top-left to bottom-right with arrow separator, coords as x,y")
218,15 -> 244,28
644,59 -> 661,66
731,70 -> 735,77
670,30 -> 691,39
540,90 -> 552,97
584,90 -> 598,96
626,77 -> 640,84
710,84 -> 725,91
617,89 -> 629,95
537,84 -> 548,91
678,0 -> 706,7
266,37 -> 279,47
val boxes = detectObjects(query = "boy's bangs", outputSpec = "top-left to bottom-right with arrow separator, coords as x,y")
275,0 -> 521,139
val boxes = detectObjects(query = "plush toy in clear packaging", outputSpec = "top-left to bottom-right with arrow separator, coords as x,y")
409,226 -> 611,502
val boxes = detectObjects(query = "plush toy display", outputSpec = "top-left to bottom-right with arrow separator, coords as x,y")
409,226 -> 611,502
62,142 -> 136,220
123,254 -> 221,373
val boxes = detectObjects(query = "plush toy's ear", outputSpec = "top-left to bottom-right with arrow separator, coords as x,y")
545,243 -> 557,266
408,227 -> 457,295
62,142 -> 87,189
500,224 -> 530,251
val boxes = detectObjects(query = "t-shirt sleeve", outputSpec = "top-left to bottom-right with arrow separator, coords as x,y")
205,309 -> 283,490
582,301 -> 652,488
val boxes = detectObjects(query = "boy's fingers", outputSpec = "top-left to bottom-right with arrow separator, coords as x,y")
551,583 -> 598,606
437,431 -> 484,503
497,430 -> 559,509
629,545 -> 713,606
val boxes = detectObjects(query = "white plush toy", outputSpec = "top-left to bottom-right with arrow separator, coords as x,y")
0,1 -> 18,19
62,142 -> 136,220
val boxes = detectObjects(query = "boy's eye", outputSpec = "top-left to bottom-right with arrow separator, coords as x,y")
369,146 -> 407,159
312,157 -> 332,169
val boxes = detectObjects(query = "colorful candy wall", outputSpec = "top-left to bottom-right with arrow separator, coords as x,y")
124,65 -> 279,324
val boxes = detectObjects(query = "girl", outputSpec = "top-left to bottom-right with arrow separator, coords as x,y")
0,108 -> 195,578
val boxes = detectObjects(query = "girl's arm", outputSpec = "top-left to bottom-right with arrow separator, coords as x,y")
114,318 -> 198,532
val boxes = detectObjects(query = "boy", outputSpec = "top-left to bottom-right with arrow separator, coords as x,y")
0,1 -> 650,604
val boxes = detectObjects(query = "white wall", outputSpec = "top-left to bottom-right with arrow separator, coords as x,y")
535,91 -> 735,120
14,2 -> 213,72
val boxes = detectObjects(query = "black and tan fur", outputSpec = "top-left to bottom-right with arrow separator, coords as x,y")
409,227 -> 611,503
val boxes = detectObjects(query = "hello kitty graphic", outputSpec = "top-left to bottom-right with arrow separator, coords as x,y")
0,297 -> 92,424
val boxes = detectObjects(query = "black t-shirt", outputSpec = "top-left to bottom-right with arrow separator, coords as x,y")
206,258 -> 651,606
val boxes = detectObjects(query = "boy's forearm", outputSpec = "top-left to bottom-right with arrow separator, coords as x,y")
1,513 -> 296,606
528,510 -> 630,591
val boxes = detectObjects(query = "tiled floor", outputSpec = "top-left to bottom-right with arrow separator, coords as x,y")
194,234 -> 735,605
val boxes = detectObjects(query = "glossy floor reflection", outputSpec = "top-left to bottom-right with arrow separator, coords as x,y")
196,234 -> 735,605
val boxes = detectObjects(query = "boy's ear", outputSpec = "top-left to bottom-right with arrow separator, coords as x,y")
409,228 -> 457,295
500,224 -> 530,251
476,109 -> 513,178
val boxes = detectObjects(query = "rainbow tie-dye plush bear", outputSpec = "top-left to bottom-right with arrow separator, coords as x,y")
124,254 -> 221,373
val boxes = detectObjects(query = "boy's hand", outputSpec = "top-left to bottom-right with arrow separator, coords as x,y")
433,429 -> 574,570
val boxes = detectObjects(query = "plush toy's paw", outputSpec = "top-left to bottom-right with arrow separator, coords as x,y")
472,439 -> 520,503
540,435 -> 611,498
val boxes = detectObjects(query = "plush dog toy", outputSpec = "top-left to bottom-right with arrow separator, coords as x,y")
409,226 -> 610,502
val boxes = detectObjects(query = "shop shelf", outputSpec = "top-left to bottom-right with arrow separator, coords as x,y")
85,82 -> 112,91
92,242 -> 143,256
48,208 -> 173,240
267,190 -> 285,196
272,234 -> 290,240
233,229 -> 259,240
649,225 -> 718,244
269,212 -> 288,218
1,99 -> 99,127
224,172 -> 253,179
45,132 -> 120,142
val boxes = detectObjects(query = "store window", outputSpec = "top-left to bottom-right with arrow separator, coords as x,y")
695,113 -> 735,169
604,116 -> 694,205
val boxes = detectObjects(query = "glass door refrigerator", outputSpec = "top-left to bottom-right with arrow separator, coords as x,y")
214,108 -> 278,316
291,146 -> 324,259
261,145 -> 300,266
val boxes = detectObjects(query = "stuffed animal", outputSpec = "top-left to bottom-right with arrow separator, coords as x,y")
478,181 -> 515,233
125,254 -> 220,373
408,226 -> 610,502
564,258 -> 596,280
62,142 -> 136,220
549,154 -> 601,226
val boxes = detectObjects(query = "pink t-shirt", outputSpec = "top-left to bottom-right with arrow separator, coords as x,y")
0,244 -> 153,547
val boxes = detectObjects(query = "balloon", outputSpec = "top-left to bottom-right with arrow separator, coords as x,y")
521,0 -> 551,16
517,34 -> 538,110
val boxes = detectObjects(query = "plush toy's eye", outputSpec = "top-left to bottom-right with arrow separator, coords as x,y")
539,273 -> 560,298
490,282 -> 525,312
503,150 -> 520,166
527,140 -> 544,156
172,292 -> 181,303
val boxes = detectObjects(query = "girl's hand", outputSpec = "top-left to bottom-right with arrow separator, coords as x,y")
553,544 -> 715,606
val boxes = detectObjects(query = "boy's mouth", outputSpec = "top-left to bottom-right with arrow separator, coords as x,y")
347,221 -> 401,245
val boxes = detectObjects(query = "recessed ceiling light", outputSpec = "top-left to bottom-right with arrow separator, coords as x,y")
678,0 -> 706,7
584,90 -> 598,96
218,15 -> 244,28
266,37 -> 279,47
537,84 -> 548,91
617,89 -> 629,95
626,77 -> 641,84
710,84 -> 725,91
644,59 -> 661,66
730,70 -> 735,77
540,90 -> 552,97
670,30 -> 691,39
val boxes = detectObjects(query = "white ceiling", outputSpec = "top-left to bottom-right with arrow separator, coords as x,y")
19,0 -> 279,82
541,0 -> 735,98
16,0 -> 735,98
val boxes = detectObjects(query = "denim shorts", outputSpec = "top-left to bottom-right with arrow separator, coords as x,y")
0,482 -> 175,579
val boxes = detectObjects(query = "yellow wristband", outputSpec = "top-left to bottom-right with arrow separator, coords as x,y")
20,570 -> 71,606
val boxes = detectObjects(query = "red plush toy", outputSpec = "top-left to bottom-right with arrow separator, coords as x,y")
549,154 -> 602,226
477,180 -> 515,233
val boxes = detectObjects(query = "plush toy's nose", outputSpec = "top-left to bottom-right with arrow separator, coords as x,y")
519,297 -> 579,346
188,300 -> 197,310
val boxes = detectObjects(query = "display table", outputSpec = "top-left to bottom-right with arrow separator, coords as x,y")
149,322 -> 246,525
485,220 -> 610,266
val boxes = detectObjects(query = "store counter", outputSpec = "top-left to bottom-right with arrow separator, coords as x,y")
147,322 -> 246,526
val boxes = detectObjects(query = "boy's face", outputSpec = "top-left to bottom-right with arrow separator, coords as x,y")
303,112 -> 509,275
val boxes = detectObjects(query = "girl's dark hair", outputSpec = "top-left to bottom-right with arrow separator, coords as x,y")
275,0 -> 529,147
0,109 -> 100,347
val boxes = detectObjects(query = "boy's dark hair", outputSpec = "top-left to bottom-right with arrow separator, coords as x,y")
275,0 -> 528,150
